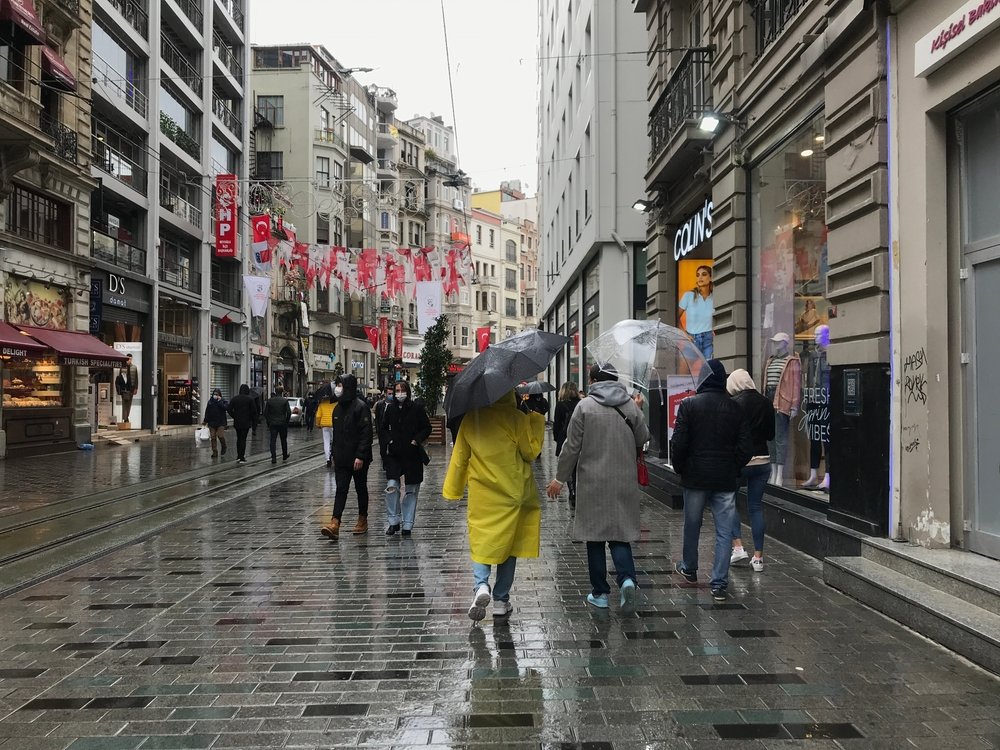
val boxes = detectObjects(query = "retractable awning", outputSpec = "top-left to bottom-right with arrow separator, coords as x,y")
41,46 -> 77,92
0,321 -> 48,358
0,0 -> 45,46
15,325 -> 128,368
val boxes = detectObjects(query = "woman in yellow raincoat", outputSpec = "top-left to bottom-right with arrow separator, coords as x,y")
443,390 -> 545,622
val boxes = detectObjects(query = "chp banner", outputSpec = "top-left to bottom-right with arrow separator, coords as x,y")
378,317 -> 390,359
394,319 -> 403,359
476,326 -> 491,353
363,325 -> 379,351
415,280 -> 442,335
243,275 -> 271,318
214,175 -> 238,258
250,215 -> 272,272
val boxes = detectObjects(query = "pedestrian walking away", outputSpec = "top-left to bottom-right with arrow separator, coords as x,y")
380,381 -> 431,536
547,364 -> 649,611
552,381 -> 581,507
203,388 -> 228,458
374,386 -> 393,435
315,384 -> 336,467
303,390 -> 318,434
669,359 -> 753,601
263,387 -> 292,464
727,368 -> 775,572
226,384 -> 259,464
443,390 -> 545,623
321,374 -> 374,541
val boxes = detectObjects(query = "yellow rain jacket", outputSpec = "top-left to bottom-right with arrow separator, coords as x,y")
443,391 -> 545,564
315,398 -> 336,428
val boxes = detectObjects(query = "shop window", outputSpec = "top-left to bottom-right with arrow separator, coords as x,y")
5,184 -> 71,249
751,112 -> 830,492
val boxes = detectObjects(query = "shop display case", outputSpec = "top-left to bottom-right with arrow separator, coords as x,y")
1,357 -> 65,408
166,377 -> 200,425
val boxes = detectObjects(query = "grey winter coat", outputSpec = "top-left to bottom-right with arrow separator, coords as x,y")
555,380 -> 650,542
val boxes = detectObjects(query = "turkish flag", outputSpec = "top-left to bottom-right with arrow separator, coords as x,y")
476,327 -> 491,353
363,325 -> 379,351
218,313 -> 232,326
251,215 -> 270,244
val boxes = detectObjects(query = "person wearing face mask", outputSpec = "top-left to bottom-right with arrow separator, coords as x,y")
380,380 -> 432,536
203,388 -> 228,458
321,374 -> 374,540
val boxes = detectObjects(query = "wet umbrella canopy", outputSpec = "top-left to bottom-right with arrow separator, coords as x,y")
515,380 -> 556,395
444,329 -> 569,419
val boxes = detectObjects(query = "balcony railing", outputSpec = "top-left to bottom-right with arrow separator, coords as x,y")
212,32 -> 243,80
648,47 -> 713,162
92,52 -> 147,117
172,0 -> 202,29
54,0 -> 80,13
39,112 -> 78,164
751,0 -> 808,56
217,0 -> 244,31
161,38 -> 202,96
158,257 -> 201,293
211,281 -> 241,307
377,122 -> 398,139
377,159 -> 398,174
106,0 -> 148,36
159,112 -> 201,159
212,94 -> 242,139
315,128 -> 346,150
160,185 -> 203,228
92,229 -> 147,274
92,136 -> 148,192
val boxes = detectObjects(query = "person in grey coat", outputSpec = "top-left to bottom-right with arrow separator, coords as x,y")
547,363 -> 650,610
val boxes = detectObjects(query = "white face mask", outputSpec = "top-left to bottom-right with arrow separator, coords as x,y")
334,386 -> 344,398
394,393 -> 407,402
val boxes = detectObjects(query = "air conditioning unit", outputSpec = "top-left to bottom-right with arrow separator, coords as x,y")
453,199 -> 464,211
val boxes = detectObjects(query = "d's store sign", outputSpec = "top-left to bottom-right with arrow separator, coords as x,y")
673,199 -> 714,261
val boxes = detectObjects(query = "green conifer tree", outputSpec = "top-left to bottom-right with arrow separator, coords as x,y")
414,315 -> 451,416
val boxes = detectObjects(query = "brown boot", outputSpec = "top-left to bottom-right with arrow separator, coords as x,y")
321,518 -> 340,540
352,516 -> 368,535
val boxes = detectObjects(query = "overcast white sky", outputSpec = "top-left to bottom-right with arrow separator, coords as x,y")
249,0 -> 539,193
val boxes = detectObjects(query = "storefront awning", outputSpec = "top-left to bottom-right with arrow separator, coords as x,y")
0,0 -> 46,46
15,325 -> 128,368
0,321 -> 48,358
41,46 -> 77,92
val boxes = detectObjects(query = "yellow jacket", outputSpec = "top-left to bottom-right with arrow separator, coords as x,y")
315,399 -> 336,428
443,391 -> 545,564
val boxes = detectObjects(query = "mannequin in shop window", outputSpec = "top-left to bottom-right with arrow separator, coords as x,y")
761,332 -> 801,486
678,265 -> 714,359
802,324 -> 831,490
116,354 -> 139,422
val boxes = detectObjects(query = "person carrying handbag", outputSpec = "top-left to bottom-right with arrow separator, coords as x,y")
547,363 -> 650,611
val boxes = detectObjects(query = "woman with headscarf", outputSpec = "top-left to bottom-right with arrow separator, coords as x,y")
443,391 -> 545,622
726,369 -> 775,573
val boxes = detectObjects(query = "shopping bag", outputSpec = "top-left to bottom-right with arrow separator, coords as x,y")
637,451 -> 649,487
195,426 -> 210,444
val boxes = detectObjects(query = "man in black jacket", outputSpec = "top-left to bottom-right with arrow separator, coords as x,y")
226,384 -> 259,464
263,388 -> 291,464
321,374 -> 374,540
669,359 -> 752,601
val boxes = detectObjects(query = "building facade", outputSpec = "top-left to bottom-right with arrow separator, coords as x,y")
538,0 -> 649,394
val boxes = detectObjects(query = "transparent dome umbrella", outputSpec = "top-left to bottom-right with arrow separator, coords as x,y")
444,329 -> 570,419
515,380 -> 556,395
585,319 -> 711,396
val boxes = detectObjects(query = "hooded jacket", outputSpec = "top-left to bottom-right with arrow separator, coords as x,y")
203,395 -> 228,428
552,395 -> 580,455
331,374 -> 373,467
226,384 -> 259,431
669,360 -> 753,491
727,369 -> 775,461
380,396 -> 432,484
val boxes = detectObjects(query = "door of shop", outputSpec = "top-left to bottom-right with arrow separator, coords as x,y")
958,93 -> 1000,558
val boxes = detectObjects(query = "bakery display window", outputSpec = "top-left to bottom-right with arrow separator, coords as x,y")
2,356 -> 65,408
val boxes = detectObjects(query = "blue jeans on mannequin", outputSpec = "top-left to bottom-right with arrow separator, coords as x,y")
472,557 -> 517,602
586,541 -> 636,596
385,479 -> 421,529
731,464 -> 770,553
681,488 -> 738,590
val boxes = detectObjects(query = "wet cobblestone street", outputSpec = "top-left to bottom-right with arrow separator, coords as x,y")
0,434 -> 998,748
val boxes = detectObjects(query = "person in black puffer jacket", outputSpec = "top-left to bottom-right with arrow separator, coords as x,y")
226,384 -> 259,464
203,388 -> 228,458
379,380 -> 432,536
669,359 -> 752,602
263,388 -> 292,464
320,374 -> 374,540
552,381 -> 581,507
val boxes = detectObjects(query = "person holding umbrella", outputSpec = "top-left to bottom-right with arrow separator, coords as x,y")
442,329 -> 567,623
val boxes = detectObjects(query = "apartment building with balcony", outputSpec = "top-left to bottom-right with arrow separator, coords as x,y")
537,0 -> 648,393
89,0 -> 249,428
1,0 -> 102,455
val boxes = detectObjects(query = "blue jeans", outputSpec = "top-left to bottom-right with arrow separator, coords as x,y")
682,488 -> 737,590
586,541 -> 636,596
472,557 -> 517,602
732,464 -> 769,553
768,412 -> 790,467
385,480 -> 420,529
692,331 -> 714,359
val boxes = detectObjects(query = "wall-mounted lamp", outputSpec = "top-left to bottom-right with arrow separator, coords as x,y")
698,111 -> 744,134
632,199 -> 654,213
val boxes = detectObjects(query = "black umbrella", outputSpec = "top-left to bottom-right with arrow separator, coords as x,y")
515,380 -> 556,395
444,329 -> 569,419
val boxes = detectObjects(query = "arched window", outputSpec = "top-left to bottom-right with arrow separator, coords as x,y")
505,239 -> 517,262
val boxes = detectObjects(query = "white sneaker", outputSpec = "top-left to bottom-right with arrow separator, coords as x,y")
750,556 -> 764,573
730,547 -> 749,565
468,584 -> 491,622
492,599 -> 513,618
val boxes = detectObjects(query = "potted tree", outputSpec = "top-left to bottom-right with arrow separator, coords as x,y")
414,314 -> 451,444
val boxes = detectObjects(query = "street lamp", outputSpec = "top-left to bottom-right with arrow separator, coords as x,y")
698,111 -> 743,134
632,199 -> 654,213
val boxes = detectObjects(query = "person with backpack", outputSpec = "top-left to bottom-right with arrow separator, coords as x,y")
552,381 -> 582,507
320,374 -> 374,540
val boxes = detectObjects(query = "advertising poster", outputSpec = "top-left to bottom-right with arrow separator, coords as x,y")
676,259 -> 714,359
4,277 -> 69,330
214,174 -> 238,258
113,341 -> 142,427
666,375 -> 697,465
378,317 -> 390,358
